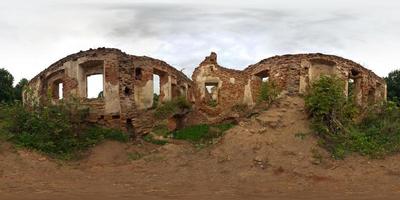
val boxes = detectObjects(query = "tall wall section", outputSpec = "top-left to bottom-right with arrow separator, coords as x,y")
192,53 -> 387,117
24,48 -> 193,134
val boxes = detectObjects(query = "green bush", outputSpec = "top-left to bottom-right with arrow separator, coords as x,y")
305,76 -> 358,158
154,96 -> 191,119
305,75 -> 400,158
259,80 -> 280,103
1,101 -> 128,159
347,102 -> 400,157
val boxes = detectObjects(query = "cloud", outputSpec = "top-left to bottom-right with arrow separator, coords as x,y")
0,0 -> 399,84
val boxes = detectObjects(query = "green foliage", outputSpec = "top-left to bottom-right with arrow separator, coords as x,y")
346,102 -> 400,157
306,76 -> 400,159
97,91 -> 104,99
259,80 -> 280,103
1,101 -> 128,159
0,68 -> 15,103
207,99 -> 218,107
14,78 -> 28,101
82,126 -> 128,147
173,124 -> 209,142
0,105 -> 10,141
173,123 -> 234,143
305,76 -> 358,158
152,93 -> 159,108
213,123 -> 235,132
154,96 -> 191,119
385,69 -> 400,103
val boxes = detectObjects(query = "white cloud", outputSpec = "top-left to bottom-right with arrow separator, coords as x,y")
0,0 -> 399,84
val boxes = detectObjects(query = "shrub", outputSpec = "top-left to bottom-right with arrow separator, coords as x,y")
347,101 -> 400,157
259,80 -> 280,103
305,75 -> 400,159
305,76 -> 358,157
2,101 -> 128,159
154,96 -> 191,119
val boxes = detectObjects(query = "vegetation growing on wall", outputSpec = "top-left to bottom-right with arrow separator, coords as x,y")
154,96 -> 192,119
306,76 -> 400,158
259,80 -> 280,103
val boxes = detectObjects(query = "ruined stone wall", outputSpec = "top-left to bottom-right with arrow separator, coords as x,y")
24,48 -> 193,134
191,53 -> 250,117
245,54 -> 387,106
25,48 -> 386,132
193,53 -> 387,118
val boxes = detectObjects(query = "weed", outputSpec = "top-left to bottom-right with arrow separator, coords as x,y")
295,132 -> 307,140
311,148 -> 323,165
207,99 -> 218,107
306,75 -> 400,159
127,152 -> 142,161
143,134 -> 168,145
0,101 -> 128,160
154,96 -> 191,119
259,80 -> 280,103
152,124 -> 170,137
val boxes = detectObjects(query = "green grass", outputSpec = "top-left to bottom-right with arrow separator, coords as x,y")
173,124 -> 210,142
152,125 -> 170,137
173,123 -> 234,143
143,134 -> 168,145
79,126 -> 129,148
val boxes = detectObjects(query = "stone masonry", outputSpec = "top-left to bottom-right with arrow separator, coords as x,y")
24,48 -> 386,134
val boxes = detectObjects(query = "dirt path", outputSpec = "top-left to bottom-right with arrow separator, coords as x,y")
1,96 -> 400,199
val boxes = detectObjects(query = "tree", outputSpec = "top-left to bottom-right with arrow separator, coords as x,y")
14,78 -> 29,101
385,70 -> 400,103
0,68 -> 15,103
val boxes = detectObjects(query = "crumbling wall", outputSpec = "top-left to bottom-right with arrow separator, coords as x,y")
192,53 -> 249,117
24,48 -> 193,135
25,48 -> 386,133
194,53 -> 386,118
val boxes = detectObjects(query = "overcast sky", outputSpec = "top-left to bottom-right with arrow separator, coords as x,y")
1,0 -> 399,84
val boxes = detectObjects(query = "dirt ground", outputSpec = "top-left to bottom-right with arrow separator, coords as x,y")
1,96 -> 400,200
